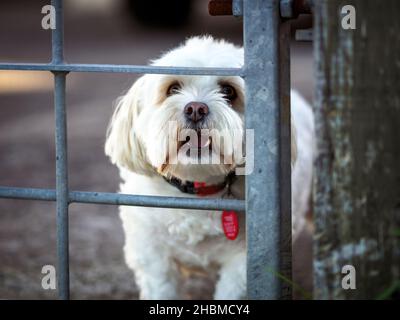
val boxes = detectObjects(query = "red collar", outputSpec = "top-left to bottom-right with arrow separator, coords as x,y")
163,172 -> 235,197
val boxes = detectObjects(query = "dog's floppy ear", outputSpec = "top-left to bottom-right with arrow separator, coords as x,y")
105,76 -> 153,175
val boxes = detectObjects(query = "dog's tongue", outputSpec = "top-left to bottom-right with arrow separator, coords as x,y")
188,133 -> 210,148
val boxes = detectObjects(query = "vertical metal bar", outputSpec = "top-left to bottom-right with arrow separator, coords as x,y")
244,0 -> 285,299
51,0 -> 64,64
278,21 -> 292,299
51,0 -> 69,300
54,73 -> 69,300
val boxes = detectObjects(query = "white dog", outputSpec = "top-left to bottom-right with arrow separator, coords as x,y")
105,36 -> 314,299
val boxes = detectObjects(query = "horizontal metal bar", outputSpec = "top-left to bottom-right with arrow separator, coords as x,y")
0,186 -> 246,212
0,63 -> 243,76
295,28 -> 313,41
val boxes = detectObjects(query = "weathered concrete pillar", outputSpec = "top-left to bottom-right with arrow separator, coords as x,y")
313,0 -> 400,299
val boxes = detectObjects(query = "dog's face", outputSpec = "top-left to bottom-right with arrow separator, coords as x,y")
105,36 -> 245,181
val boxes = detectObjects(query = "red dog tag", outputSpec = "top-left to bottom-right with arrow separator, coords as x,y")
222,211 -> 239,240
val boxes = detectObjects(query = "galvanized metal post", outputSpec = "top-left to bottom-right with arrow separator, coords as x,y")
244,0 -> 290,299
51,0 -> 69,300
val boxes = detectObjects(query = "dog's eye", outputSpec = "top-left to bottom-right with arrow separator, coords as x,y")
220,84 -> 237,101
167,83 -> 181,96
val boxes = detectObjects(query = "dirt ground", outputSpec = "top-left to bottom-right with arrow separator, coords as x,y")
0,0 -> 313,299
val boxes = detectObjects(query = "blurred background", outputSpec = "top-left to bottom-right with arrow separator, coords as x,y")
0,0 -> 313,299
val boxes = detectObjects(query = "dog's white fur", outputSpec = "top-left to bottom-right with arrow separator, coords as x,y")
105,36 -> 314,299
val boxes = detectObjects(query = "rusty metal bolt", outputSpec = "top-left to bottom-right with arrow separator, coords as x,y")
209,0 -> 312,18
208,0 -> 233,16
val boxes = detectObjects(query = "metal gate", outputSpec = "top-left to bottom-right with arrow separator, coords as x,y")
0,0 -> 308,299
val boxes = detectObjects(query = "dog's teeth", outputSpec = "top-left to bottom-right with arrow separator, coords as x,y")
202,138 -> 211,148
188,137 -> 210,148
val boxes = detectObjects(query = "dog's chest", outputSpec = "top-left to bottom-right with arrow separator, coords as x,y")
119,172 -> 245,264
160,209 -> 246,268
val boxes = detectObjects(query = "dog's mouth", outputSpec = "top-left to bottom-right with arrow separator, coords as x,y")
177,130 -> 212,156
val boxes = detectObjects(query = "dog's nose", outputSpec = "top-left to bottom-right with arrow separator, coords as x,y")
184,102 -> 209,123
